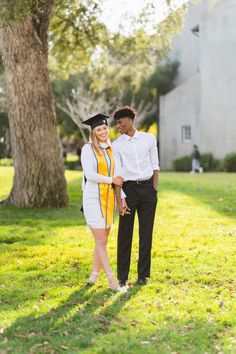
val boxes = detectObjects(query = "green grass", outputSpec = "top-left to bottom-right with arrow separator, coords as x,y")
0,167 -> 236,353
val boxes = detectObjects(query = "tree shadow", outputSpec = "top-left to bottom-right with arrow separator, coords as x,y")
0,284 -> 141,353
85,317 -> 224,353
0,176 -> 86,247
0,174 -> 82,217
160,172 -> 236,220
0,285 -> 225,353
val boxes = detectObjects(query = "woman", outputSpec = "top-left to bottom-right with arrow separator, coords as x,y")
81,113 -> 125,291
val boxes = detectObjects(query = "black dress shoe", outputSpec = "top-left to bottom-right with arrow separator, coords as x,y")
137,278 -> 149,286
119,280 -> 127,287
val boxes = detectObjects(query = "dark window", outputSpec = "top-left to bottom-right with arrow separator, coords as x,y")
182,125 -> 191,143
191,25 -> 200,36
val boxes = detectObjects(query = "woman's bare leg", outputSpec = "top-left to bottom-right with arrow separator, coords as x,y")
91,227 -> 110,273
91,227 -> 119,289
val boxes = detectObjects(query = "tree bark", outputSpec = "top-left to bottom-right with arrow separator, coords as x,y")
0,14 -> 68,207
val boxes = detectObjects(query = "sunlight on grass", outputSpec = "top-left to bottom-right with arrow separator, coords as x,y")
0,167 -> 236,353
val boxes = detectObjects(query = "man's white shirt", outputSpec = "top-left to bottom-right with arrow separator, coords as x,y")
112,130 -> 160,181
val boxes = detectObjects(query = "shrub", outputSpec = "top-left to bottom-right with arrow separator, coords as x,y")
212,158 -> 224,172
172,156 -> 191,171
200,153 -> 214,171
223,152 -> 236,172
0,158 -> 13,166
173,153 -> 223,172
200,153 -> 223,171
64,160 -> 80,170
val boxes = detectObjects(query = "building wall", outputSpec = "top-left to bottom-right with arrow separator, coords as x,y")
199,0 -> 236,157
160,74 -> 200,169
168,0 -> 207,86
160,0 -> 236,169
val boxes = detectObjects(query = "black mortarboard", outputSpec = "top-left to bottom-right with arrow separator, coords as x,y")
82,113 -> 110,130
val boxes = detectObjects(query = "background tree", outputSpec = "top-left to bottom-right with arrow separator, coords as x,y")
49,0 -> 107,77
81,6 -> 185,131
51,1 -> 186,143
134,60 -> 180,131
58,86 -> 116,143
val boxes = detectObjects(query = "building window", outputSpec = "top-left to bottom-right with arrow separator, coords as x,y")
182,125 -> 191,143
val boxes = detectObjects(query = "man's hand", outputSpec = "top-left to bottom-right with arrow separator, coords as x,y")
152,170 -> 159,192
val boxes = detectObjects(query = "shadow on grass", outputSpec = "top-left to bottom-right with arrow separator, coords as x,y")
160,172 -> 236,220
0,177 -> 85,235
95,318 -> 223,354
0,177 -> 122,248
1,284 -> 142,353
0,284 -> 223,353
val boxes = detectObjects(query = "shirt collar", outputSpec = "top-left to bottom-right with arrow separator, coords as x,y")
122,130 -> 139,141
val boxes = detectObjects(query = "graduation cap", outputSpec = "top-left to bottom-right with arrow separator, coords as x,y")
82,113 -> 110,130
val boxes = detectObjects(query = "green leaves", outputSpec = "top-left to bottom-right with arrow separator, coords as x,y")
49,0 -> 108,76
0,0 -> 42,24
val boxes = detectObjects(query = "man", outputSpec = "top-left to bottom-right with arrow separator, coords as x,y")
191,145 -> 203,173
112,106 -> 160,286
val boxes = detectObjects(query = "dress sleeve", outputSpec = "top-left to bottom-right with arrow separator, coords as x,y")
81,144 -> 112,184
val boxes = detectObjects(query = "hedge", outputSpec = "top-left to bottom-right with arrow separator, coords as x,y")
223,152 -> 236,172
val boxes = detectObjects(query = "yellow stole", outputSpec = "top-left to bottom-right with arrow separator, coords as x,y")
92,145 -> 115,228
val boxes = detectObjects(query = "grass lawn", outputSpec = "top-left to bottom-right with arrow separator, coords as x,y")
0,167 -> 236,354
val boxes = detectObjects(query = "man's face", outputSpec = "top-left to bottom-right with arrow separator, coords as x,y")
116,117 -> 133,134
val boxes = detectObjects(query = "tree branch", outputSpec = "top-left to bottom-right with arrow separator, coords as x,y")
33,0 -> 54,51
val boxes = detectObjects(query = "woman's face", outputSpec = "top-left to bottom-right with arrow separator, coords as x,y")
93,124 -> 109,142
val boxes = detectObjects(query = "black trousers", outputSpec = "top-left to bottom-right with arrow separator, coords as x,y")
117,180 -> 157,281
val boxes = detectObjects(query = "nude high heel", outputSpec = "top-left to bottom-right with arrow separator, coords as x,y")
89,271 -> 100,285
106,273 -> 127,292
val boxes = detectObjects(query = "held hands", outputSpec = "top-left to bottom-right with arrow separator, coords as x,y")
118,198 -> 131,216
112,176 -> 124,187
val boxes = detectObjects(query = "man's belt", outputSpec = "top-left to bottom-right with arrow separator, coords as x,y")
124,177 -> 152,185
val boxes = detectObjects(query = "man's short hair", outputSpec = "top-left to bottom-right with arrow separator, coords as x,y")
113,106 -> 136,120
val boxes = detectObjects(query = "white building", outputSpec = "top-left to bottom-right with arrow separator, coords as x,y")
159,0 -> 236,169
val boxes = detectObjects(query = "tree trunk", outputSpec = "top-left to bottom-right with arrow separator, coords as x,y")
0,16 -> 68,207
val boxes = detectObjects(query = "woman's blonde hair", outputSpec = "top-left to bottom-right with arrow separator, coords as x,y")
89,126 -> 111,154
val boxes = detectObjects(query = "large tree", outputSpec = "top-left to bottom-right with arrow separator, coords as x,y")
0,0 -> 105,207
0,0 -> 68,207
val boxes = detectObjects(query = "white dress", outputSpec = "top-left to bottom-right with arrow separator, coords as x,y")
81,143 -> 126,229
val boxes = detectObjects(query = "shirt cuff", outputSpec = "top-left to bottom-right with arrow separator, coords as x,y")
152,165 -> 160,171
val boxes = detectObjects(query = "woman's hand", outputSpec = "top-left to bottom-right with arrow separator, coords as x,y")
112,176 -> 124,187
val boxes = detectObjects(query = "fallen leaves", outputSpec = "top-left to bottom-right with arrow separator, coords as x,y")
28,342 -> 55,354
130,320 -> 138,327
0,337 -> 8,344
60,345 -> 68,350
154,302 -> 163,310
15,331 -> 36,339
